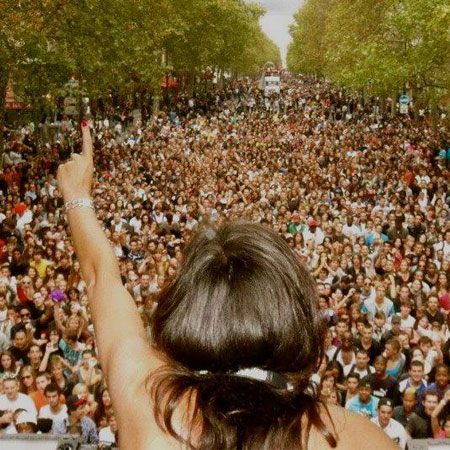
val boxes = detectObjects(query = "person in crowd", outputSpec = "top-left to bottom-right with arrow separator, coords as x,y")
52,393 -> 98,444
395,360 -> 427,406
361,284 -> 395,321
365,355 -> 397,400
0,350 -> 17,376
8,325 -> 31,365
393,387 -> 417,428
407,390 -> 440,438
384,338 -> 406,379
54,122 -> 396,448
343,373 -> 360,407
354,323 -> 380,364
346,376 -> 380,418
98,414 -> 118,446
426,364 -> 450,399
331,331 -> 357,376
0,75 -> 447,446
0,373 -> 37,423
15,410 -> 38,434
39,383 -> 68,423
371,398 -> 407,449
431,389 -> 450,438
32,371 -> 52,412
346,348 -> 374,379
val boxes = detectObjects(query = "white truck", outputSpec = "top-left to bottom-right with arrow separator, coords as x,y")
263,75 -> 281,95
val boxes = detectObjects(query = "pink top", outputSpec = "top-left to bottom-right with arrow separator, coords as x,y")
435,430 -> 447,439
439,292 -> 450,311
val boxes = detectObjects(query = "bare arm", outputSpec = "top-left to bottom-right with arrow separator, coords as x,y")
431,390 -> 450,435
53,305 -> 66,335
57,124 -> 162,436
39,343 -> 55,372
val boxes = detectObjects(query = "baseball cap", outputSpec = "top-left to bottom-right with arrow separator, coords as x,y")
391,315 -> 401,324
378,398 -> 394,408
66,394 -> 87,411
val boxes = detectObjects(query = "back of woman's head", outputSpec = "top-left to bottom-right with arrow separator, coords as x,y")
150,222 -> 335,449
153,221 -> 324,374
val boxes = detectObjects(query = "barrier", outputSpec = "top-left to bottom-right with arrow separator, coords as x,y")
407,439 -> 450,449
0,434 -> 118,449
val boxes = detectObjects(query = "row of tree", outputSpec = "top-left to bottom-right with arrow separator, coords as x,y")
0,0 -> 280,128
287,0 -> 450,110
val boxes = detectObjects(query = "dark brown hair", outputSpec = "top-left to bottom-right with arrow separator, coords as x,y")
150,222 -> 336,449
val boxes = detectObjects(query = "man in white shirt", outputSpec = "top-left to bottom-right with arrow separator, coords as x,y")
0,375 -> 37,425
14,203 -> 33,235
39,383 -> 68,423
434,231 -> 450,261
387,301 -> 415,335
371,398 -> 407,449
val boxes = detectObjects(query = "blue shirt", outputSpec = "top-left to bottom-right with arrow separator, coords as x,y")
361,298 -> 395,320
59,339 -> 83,368
53,416 -> 98,444
347,395 -> 379,418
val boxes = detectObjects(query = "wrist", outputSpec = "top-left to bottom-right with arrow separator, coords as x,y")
65,197 -> 95,213
63,192 -> 92,204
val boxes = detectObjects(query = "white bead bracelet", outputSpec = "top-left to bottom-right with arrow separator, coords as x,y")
65,198 -> 95,213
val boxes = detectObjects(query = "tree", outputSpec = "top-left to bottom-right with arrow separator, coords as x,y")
287,0 -> 330,76
0,0 -> 55,147
0,0 -> 280,136
287,0 -> 450,107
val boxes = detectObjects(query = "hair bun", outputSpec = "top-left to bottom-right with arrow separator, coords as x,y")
196,373 -> 294,428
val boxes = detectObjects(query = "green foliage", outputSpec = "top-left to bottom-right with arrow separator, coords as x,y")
287,0 -> 450,101
0,0 -> 280,112
287,0 -> 330,75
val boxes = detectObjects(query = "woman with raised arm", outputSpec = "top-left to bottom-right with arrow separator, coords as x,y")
57,122 -> 396,449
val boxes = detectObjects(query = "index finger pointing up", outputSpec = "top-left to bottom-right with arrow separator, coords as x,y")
81,120 -> 93,160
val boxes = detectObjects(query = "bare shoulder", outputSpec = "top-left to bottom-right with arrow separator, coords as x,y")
307,404 -> 398,450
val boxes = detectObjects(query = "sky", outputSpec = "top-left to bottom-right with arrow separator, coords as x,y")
249,0 -> 301,66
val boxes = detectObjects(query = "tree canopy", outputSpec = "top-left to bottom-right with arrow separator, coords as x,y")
0,0 -> 280,126
287,0 -> 450,103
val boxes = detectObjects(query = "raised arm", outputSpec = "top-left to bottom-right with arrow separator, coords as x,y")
57,123 -> 163,431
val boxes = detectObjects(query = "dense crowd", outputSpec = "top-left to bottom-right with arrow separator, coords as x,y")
0,77 -> 449,448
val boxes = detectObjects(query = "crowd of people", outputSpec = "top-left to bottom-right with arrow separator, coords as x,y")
0,76 -> 449,448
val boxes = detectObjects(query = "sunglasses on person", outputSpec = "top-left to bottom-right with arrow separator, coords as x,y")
2,372 -> 18,381
20,312 -> 31,318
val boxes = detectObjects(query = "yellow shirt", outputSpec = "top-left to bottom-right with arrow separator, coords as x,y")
30,259 -> 50,278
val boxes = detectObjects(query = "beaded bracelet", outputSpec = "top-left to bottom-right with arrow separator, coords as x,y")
65,198 -> 95,213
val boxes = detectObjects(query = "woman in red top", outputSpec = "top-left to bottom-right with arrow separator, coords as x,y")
436,272 -> 450,312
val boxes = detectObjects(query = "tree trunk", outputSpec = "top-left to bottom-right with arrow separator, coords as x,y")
0,69 -> 9,153
430,98 -> 438,133
379,96 -> 385,115
391,91 -> 397,116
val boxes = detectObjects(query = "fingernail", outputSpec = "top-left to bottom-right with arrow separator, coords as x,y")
81,120 -> 88,128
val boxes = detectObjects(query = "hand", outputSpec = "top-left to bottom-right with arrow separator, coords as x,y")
444,390 -> 450,403
57,122 -> 94,203
46,342 -> 57,353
